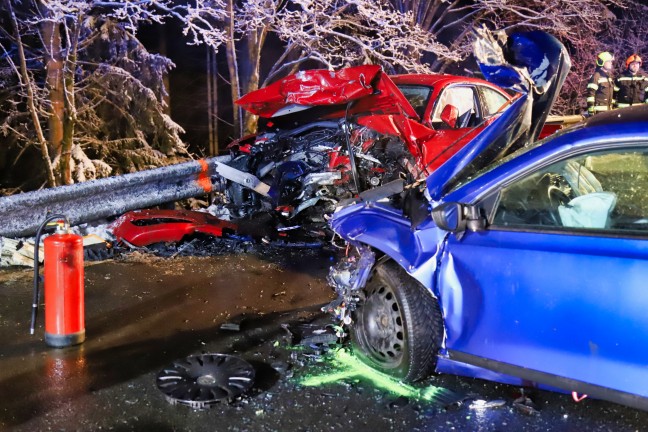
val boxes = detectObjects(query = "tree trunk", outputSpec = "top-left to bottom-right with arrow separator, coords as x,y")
207,46 -> 219,155
42,20 -> 64,160
225,0 -> 242,138
59,19 -> 81,185
5,0 -> 56,187
243,27 -> 267,135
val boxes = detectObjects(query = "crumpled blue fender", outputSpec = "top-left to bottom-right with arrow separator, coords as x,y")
332,28 -> 571,291
329,28 -> 573,387
330,201 -> 446,289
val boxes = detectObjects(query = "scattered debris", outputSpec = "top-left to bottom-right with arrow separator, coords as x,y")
469,399 -> 507,410
285,323 -> 339,348
270,360 -> 291,375
219,323 -> 241,331
388,396 -> 410,409
572,391 -> 588,402
220,318 -> 245,332
300,330 -> 338,347
0,237 -> 42,267
513,392 -> 540,416
82,234 -> 119,261
1,233 -> 116,267
156,353 -> 255,409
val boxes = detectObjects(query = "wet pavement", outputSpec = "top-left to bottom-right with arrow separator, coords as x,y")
0,247 -> 646,431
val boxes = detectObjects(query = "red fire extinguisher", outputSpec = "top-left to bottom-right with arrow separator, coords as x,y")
31,214 -> 85,347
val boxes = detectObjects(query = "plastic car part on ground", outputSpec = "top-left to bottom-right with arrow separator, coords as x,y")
282,322 -> 340,347
156,353 -> 255,409
110,209 -> 238,247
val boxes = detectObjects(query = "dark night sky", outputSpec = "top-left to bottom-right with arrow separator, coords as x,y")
139,21 -> 234,157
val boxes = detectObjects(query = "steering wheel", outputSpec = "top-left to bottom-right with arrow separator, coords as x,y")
548,184 -> 571,208
541,173 -> 577,225
516,173 -> 571,226
497,171 -> 576,226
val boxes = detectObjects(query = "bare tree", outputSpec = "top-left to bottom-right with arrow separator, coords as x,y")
0,0 -> 227,187
606,2 -> 648,71
390,0 -> 626,70
216,0 -> 633,137
227,0 -> 460,135
389,0 -> 630,114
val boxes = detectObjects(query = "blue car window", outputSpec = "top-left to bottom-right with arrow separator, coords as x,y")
493,148 -> 648,233
447,124 -> 586,195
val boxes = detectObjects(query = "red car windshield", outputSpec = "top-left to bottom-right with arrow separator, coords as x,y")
394,85 -> 433,119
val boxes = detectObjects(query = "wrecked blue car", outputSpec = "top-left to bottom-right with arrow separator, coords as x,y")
328,28 -> 648,410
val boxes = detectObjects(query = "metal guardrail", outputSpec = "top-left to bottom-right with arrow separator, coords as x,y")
0,156 -> 232,238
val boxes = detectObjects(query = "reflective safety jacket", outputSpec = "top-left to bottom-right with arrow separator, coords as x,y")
614,69 -> 648,107
587,67 -> 618,114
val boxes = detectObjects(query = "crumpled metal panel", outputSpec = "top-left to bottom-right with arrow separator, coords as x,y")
330,202 -> 444,288
328,29 -> 578,392
110,209 -> 237,247
425,29 -> 571,200
0,156 -> 231,238
474,28 -> 571,144
236,65 -> 419,119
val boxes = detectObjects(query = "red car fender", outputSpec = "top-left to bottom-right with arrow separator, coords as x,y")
110,209 -> 237,247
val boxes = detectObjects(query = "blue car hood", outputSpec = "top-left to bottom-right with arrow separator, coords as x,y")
426,29 -> 571,201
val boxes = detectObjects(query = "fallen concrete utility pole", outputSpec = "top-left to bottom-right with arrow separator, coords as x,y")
0,155 -> 271,238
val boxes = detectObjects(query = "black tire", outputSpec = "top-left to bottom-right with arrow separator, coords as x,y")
351,261 -> 443,382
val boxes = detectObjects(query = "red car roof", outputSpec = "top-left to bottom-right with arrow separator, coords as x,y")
390,73 -> 505,90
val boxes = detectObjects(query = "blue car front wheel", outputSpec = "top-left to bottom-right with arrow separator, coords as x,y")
351,261 -> 443,382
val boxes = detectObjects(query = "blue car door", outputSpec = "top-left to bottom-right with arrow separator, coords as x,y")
436,145 -> 648,401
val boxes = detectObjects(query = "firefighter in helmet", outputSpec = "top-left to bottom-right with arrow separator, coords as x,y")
586,51 -> 618,115
615,54 -> 648,108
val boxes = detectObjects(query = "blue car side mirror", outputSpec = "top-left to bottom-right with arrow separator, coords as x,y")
432,202 -> 485,233
432,202 -> 464,232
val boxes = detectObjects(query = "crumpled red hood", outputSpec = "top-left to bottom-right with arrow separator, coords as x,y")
236,65 -> 419,120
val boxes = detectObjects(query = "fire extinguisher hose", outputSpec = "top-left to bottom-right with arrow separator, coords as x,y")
30,214 -> 70,335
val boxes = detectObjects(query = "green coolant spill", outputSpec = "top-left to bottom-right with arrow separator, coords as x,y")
298,349 -> 448,404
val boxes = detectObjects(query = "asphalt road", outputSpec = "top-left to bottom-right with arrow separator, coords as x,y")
0,246 -> 645,431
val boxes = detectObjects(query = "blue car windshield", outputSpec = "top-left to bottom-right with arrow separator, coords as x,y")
448,123 -> 586,193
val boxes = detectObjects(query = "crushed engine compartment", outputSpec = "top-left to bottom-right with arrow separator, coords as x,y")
220,118 -> 418,242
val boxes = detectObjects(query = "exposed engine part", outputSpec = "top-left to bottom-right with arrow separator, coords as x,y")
324,245 -> 375,325
214,162 -> 270,196
156,353 -> 255,409
222,121 -> 413,241
303,172 -> 342,187
327,245 -> 375,296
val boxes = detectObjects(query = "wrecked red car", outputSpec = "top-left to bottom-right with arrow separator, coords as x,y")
222,65 -> 515,240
